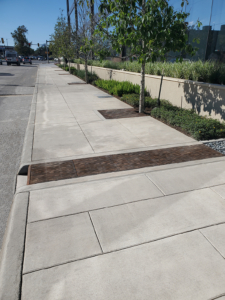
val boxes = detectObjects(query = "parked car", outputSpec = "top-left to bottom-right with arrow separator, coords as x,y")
22,57 -> 32,64
0,58 -> 2,65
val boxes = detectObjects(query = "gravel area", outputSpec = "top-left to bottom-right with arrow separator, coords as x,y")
204,140 -> 225,155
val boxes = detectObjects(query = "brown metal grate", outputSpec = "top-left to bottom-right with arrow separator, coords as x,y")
28,144 -> 223,185
98,108 -> 146,119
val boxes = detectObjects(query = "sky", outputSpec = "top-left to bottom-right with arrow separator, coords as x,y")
169,0 -> 225,30
0,0 -> 67,50
1,0 -> 225,51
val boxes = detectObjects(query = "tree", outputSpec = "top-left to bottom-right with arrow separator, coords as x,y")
11,25 -> 33,55
97,0 -> 200,112
50,7 -> 112,83
50,11 -> 74,70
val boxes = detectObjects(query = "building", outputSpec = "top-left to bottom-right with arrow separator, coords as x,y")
169,0 -> 225,61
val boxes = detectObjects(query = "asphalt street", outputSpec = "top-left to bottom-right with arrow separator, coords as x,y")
0,61 -> 40,249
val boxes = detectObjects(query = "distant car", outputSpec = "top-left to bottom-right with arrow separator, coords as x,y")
38,57 -> 43,61
0,58 -> 2,65
19,56 -> 24,62
22,57 -> 32,64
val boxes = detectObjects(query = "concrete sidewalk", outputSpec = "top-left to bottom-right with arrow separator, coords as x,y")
1,63 -> 225,300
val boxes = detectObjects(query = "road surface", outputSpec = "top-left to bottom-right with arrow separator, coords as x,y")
0,61 -> 42,248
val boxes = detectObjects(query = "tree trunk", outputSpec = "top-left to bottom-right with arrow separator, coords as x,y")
69,60 -> 71,73
85,56 -> 88,83
74,0 -> 79,59
139,61 -> 145,113
90,0 -> 94,60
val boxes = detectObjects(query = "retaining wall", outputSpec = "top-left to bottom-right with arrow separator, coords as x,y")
67,62 -> 225,121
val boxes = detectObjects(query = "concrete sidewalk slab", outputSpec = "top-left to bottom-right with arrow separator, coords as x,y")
21,231 -> 225,300
23,213 -> 102,273
118,116 -> 194,146
80,119 -> 146,152
8,64 -> 225,300
27,174 -> 163,222
147,160 -> 225,195
201,224 -> 225,258
35,107 -> 76,125
90,188 -> 225,252
71,110 -> 102,124
32,123 -> 94,160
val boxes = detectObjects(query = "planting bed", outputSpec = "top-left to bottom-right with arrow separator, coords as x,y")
98,108 -> 146,119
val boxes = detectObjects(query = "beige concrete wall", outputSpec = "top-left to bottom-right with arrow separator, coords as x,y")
67,62 -> 225,121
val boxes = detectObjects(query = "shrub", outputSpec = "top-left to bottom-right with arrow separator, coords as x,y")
94,79 -> 147,96
121,94 -> 172,108
71,60 -> 225,85
66,66 -> 98,83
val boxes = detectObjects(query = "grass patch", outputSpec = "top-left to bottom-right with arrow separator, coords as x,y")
121,94 -> 225,141
94,79 -> 147,97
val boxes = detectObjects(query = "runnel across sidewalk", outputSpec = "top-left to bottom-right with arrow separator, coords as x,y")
27,144 -> 223,185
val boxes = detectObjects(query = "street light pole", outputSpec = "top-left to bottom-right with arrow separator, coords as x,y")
46,40 -> 49,63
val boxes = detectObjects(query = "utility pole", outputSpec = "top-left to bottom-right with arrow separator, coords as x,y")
205,0 -> 214,61
90,0 -> 94,60
46,40 -> 49,63
66,0 -> 71,41
74,0 -> 79,58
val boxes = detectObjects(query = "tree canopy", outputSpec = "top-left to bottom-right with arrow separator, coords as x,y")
11,25 -> 33,55
96,0 -> 200,111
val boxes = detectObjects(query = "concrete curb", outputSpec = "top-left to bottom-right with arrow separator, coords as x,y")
0,192 -> 29,300
18,68 -> 39,175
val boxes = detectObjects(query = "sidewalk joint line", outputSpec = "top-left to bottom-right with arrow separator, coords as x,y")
22,223 -> 225,276
88,212 -> 103,253
28,193 -> 164,224
144,173 -> 166,196
199,229 -> 225,260
19,191 -> 30,300
18,170 -> 225,197
54,83 -> 96,154
116,119 -> 148,147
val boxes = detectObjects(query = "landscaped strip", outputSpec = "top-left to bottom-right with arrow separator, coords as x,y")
71,59 -> 225,85
58,64 -> 225,141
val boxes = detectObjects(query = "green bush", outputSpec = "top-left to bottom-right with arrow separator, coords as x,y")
121,94 -> 171,109
151,105 -> 225,141
72,60 -> 225,85
59,66 -> 98,83
94,79 -> 147,97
